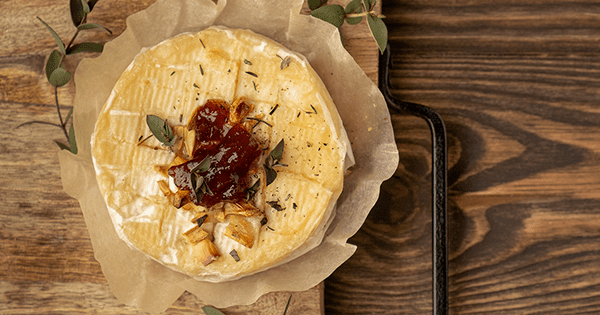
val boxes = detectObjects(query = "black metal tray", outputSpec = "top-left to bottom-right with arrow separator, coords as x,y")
378,46 -> 449,315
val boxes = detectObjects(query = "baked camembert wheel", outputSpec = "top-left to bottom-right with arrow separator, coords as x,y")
91,26 -> 350,281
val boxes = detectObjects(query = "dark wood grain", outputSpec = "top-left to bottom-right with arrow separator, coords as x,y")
324,0 -> 600,314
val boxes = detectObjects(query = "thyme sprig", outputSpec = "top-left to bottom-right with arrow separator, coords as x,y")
146,115 -> 177,146
308,0 -> 388,53
17,0 -> 112,154
264,139 -> 287,186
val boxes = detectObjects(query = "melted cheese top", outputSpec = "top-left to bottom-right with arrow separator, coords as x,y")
91,26 -> 349,281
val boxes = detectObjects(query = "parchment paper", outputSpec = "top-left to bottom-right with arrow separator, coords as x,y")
58,0 -> 399,312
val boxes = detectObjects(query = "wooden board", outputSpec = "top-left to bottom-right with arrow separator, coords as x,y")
0,0 -> 380,314
324,0 -> 600,314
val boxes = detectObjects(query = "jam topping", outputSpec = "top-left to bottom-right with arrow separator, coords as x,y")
168,100 -> 262,207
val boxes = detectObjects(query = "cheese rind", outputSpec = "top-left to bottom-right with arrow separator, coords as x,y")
91,26 -> 349,281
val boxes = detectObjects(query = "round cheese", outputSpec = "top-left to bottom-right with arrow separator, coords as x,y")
91,26 -> 349,281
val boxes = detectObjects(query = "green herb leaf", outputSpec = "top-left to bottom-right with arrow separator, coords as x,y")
66,42 -> 104,55
365,0 -> 376,11
245,179 -> 260,201
270,139 -> 285,162
244,59 -> 252,65
37,17 -> 66,55
280,56 -> 291,70
146,115 -> 175,145
68,124 -> 78,154
55,141 -> 70,151
77,23 -> 112,34
367,14 -> 388,54
88,0 -> 100,11
310,4 -> 345,28
229,249 -> 241,262
191,156 -> 211,174
48,67 -> 71,87
69,0 -> 86,27
345,0 -> 363,25
65,107 -> 74,124
267,201 -> 284,212
201,306 -> 225,315
308,0 -> 328,10
81,0 -> 90,14
264,165 -> 277,186
45,50 -> 62,82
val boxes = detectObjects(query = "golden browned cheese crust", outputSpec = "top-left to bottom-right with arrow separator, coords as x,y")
91,26 -> 349,281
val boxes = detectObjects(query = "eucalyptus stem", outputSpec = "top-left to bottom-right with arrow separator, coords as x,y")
55,86 -> 70,142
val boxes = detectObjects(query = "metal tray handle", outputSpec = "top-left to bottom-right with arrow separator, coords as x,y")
378,45 -> 449,315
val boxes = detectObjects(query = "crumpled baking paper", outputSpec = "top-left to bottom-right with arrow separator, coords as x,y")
58,0 -> 398,312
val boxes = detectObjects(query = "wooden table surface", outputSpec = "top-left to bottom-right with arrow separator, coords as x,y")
2,0 -> 600,314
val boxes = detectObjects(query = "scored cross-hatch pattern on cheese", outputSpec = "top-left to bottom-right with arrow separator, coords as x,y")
91,26 -> 350,281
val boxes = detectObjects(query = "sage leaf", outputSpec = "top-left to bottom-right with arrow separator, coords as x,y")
67,42 -> 103,55
69,124 -> 78,154
308,0 -> 328,10
55,141 -> 70,151
201,306 -> 225,315
345,0 -> 363,25
49,67 -> 71,87
69,0 -> 85,27
367,14 -> 388,54
37,17 -> 66,55
45,50 -> 62,82
77,23 -> 112,34
310,4 -> 345,28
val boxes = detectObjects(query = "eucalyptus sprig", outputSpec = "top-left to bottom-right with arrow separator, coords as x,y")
17,0 -> 112,154
308,0 -> 388,54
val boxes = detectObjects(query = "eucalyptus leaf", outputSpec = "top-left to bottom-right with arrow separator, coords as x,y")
69,124 -> 78,154
365,0 -> 376,11
345,0 -> 363,25
367,14 -> 388,54
88,0 -> 100,11
310,4 -> 345,28
66,42 -> 103,55
307,0 -> 328,10
65,107 -> 74,124
81,0 -> 90,14
37,17 -> 66,55
69,0 -> 85,27
55,141 -> 70,151
45,50 -> 62,82
77,23 -> 112,34
201,306 -> 225,315
49,67 -> 71,87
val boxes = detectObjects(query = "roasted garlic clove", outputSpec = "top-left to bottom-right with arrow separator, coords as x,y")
224,214 -> 255,248
197,239 -> 221,266
171,189 -> 190,208
183,226 -> 209,244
